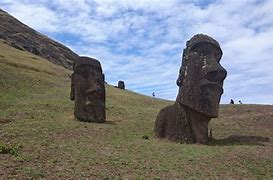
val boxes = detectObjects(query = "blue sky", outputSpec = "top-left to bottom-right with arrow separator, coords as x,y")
1,0 -> 273,104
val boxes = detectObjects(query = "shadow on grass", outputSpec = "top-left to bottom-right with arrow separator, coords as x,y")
74,118 -> 116,125
210,135 -> 270,146
104,121 -> 116,125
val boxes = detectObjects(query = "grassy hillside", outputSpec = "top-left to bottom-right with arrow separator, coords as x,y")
0,40 -> 273,179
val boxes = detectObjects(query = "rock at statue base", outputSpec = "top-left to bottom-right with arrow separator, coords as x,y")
154,103 -> 195,143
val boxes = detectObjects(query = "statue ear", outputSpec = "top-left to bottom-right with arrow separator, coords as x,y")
70,90 -> 75,101
70,73 -> 75,101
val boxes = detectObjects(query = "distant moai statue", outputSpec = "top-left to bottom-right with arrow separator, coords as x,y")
239,100 -> 242,104
230,99 -> 234,104
70,57 -> 106,123
154,34 -> 227,144
152,92 -> 155,97
118,80 -> 125,90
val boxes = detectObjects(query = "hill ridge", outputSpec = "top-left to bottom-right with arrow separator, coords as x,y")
0,8 -> 78,69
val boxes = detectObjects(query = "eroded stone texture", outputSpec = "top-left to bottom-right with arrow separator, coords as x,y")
118,81 -> 125,89
154,103 -> 195,143
70,57 -> 106,122
154,34 -> 227,144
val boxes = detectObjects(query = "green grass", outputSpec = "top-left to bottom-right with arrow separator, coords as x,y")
0,40 -> 273,179
0,143 -> 20,156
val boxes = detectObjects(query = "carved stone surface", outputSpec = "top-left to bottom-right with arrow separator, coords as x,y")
70,57 -> 106,122
118,81 -> 125,89
154,103 -> 195,143
70,73 -> 75,101
154,34 -> 227,144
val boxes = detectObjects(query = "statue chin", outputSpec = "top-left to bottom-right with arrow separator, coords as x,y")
177,86 -> 222,118
199,104 -> 219,118
197,84 -> 223,118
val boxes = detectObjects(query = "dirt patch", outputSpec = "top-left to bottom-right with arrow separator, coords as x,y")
0,112 -> 25,125
0,118 -> 12,125
0,155 -> 25,179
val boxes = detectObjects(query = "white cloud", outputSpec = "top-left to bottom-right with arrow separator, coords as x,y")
1,2 -> 59,32
1,0 -> 273,104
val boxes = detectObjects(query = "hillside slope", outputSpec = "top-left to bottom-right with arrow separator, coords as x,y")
0,41 -> 273,179
0,9 -> 78,69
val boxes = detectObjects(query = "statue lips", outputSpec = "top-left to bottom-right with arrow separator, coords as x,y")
203,67 -> 227,95
85,101 -> 92,106
202,82 -> 223,94
85,89 -> 103,106
199,80 -> 224,118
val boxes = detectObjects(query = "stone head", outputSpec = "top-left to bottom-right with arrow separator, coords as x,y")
71,57 -> 105,122
118,80 -> 125,89
176,34 -> 227,118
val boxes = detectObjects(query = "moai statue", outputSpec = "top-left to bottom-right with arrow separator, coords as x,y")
154,34 -> 227,144
118,80 -> 125,90
70,57 -> 106,122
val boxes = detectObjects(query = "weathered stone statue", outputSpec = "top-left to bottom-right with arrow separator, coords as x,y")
118,81 -> 125,89
154,34 -> 227,144
70,57 -> 106,123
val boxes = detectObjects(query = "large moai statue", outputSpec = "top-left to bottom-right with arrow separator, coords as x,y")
154,34 -> 227,144
70,57 -> 106,123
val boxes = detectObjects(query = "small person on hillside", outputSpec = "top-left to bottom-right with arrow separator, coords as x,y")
152,92 -> 155,98
239,100 -> 242,104
230,99 -> 234,104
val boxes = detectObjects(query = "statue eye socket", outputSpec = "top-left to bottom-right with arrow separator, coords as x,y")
75,68 -> 90,79
192,46 -> 207,55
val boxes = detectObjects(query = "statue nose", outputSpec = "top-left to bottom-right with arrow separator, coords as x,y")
205,65 -> 227,83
